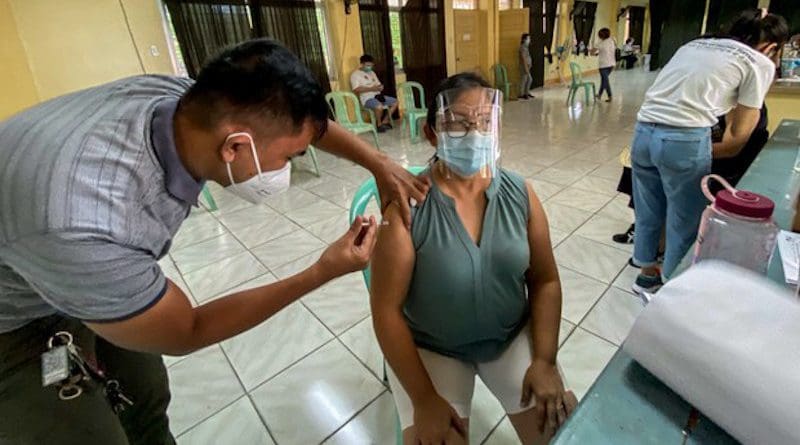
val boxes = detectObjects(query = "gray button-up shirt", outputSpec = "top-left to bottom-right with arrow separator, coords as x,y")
0,75 -> 201,333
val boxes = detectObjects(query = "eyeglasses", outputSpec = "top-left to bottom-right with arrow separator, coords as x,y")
440,115 -> 494,138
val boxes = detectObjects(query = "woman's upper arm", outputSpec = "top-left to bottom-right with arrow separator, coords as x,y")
369,205 -> 416,313
525,181 -> 560,283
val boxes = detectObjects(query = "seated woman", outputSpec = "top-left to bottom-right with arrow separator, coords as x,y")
370,73 -> 577,445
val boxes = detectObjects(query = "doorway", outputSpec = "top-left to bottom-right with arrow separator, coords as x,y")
453,10 -> 482,74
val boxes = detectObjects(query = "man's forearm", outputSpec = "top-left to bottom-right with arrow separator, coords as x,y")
316,120 -> 386,172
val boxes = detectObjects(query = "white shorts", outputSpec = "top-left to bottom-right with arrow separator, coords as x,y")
387,326 -> 563,429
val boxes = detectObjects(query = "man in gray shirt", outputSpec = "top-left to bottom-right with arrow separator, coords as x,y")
0,39 -> 429,444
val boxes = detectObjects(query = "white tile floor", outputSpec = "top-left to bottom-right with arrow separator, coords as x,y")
162,68 -> 659,444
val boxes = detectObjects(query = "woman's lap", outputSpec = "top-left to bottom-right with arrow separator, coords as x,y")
387,326 -> 538,430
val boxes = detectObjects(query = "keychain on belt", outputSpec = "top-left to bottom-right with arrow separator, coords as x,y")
40,331 -> 134,414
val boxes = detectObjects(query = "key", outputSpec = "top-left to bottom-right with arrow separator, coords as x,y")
105,380 -> 134,414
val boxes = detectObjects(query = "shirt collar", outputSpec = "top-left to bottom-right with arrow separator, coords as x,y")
150,98 -> 203,206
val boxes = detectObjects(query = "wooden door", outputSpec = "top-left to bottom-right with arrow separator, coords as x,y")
454,10 -> 481,74
499,8 -> 530,98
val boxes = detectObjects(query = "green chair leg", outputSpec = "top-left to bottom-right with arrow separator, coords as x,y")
371,128 -> 381,150
583,84 -> 591,104
307,145 -> 321,177
395,410 -> 403,445
410,116 -> 419,143
201,185 -> 217,211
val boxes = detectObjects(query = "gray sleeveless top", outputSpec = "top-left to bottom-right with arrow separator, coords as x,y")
404,168 -> 531,362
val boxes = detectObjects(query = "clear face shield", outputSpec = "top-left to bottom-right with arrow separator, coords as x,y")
435,87 -> 502,179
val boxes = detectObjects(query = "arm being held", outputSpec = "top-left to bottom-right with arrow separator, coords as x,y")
370,205 -> 465,442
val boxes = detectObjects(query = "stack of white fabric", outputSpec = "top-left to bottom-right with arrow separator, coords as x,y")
623,261 -> 800,445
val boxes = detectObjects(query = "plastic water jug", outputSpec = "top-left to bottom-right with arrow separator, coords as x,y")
693,175 -> 778,274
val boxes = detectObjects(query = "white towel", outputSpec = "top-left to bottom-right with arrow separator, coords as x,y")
623,261 -> 800,445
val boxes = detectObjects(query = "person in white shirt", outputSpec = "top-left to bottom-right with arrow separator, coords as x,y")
592,28 -> 616,101
630,9 -> 788,295
350,54 -> 398,133
622,38 -> 638,69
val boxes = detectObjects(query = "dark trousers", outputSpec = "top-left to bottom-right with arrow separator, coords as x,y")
0,315 -> 175,445
598,67 -> 613,99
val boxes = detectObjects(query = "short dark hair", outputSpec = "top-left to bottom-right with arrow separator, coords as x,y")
426,72 -> 492,128
725,9 -> 789,48
360,54 -> 375,64
598,28 -> 611,40
521,33 -> 530,44
181,38 -> 328,138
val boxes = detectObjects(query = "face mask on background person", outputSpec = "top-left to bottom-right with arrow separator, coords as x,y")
436,131 -> 496,177
224,132 -> 291,204
363,65 -> 374,72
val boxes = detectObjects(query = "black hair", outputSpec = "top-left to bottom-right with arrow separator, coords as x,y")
521,33 -> 530,44
598,28 -> 611,40
360,54 -> 375,64
426,72 -> 492,129
180,38 -> 328,137
712,9 -> 789,48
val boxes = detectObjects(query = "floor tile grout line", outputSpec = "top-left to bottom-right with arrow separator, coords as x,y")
244,334 -> 345,395
479,415 -> 509,445
247,391 -> 281,445
336,325 -> 390,387
219,346 -> 281,444
173,393 -> 248,440
294,298 -> 388,387
317,388 -> 390,444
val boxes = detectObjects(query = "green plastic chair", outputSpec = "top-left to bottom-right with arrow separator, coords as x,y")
398,82 -> 428,143
349,165 -> 426,445
492,64 -> 512,101
325,91 -> 381,149
566,62 -> 596,107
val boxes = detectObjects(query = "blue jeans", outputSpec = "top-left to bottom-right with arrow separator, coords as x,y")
598,67 -> 613,98
631,122 -> 711,279
364,96 -> 397,109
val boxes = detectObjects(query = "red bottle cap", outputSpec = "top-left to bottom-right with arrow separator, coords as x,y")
714,189 -> 774,219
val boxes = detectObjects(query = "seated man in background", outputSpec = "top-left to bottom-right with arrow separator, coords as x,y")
351,54 -> 398,132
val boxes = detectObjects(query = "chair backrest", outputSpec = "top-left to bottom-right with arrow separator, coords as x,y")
398,81 -> 426,112
349,165 -> 427,287
569,62 -> 584,85
493,64 -> 509,86
325,91 -> 364,126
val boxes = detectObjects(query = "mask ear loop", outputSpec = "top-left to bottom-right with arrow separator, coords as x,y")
225,132 -> 264,188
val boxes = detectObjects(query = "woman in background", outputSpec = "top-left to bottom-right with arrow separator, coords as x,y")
593,28 -> 616,102
630,9 -> 787,294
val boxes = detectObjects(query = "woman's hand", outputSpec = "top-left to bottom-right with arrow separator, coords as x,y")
414,394 -> 466,445
372,158 -> 431,228
521,358 -> 575,433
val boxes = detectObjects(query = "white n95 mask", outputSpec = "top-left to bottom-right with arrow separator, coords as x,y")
224,132 -> 291,204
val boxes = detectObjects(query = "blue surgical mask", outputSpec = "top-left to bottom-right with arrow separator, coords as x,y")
436,132 -> 495,177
